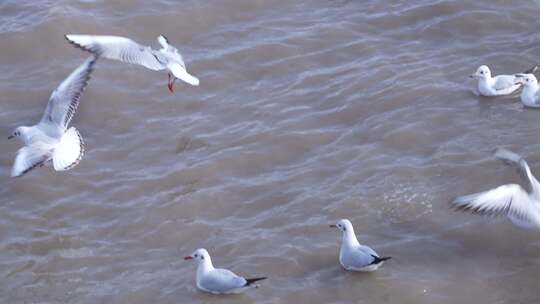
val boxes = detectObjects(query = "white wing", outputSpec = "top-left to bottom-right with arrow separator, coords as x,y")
492,75 -> 517,90
199,268 -> 246,293
39,56 -> 96,129
169,63 -> 199,86
452,184 -> 540,226
494,148 -> 540,195
66,35 -> 165,71
11,144 -> 52,177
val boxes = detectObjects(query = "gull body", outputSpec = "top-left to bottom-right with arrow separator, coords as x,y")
470,65 -> 523,97
452,149 -> 540,229
184,248 -> 267,295
515,74 -> 540,108
330,219 -> 391,272
65,34 -> 199,92
8,56 -> 95,177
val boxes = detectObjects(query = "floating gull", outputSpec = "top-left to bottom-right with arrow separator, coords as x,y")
184,248 -> 267,295
8,56 -> 96,177
515,73 -> 540,108
65,34 -> 199,92
452,148 -> 540,229
470,65 -> 537,97
330,219 -> 391,272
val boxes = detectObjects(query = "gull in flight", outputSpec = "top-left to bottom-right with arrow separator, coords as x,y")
330,219 -> 391,272
515,73 -> 540,108
452,148 -> 540,229
184,248 -> 267,295
470,65 -> 537,97
8,57 -> 96,177
65,34 -> 199,92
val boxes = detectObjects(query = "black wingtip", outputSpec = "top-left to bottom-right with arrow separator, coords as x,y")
523,65 -> 539,74
65,35 -> 103,57
244,277 -> 267,286
370,255 -> 391,265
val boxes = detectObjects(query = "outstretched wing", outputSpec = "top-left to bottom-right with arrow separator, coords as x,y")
66,34 -> 165,71
11,144 -> 52,177
40,56 -> 96,129
452,184 -> 540,226
494,148 -> 540,195
169,63 -> 199,86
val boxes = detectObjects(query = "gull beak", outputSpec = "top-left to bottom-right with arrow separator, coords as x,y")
469,74 -> 477,79
184,256 -> 193,260
329,224 -> 337,228
7,134 -> 14,140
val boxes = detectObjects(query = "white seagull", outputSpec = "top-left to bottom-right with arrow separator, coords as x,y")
8,56 -> 96,177
470,65 -> 536,97
65,34 -> 199,92
515,73 -> 540,108
184,248 -> 267,295
452,148 -> 540,229
330,219 -> 391,272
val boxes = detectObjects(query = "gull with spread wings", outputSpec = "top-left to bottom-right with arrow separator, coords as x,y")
452,149 -> 540,229
8,56 -> 96,177
65,34 -> 199,92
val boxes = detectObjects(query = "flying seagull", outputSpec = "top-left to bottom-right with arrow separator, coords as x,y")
8,56 -> 96,177
65,34 -> 199,92
452,148 -> 540,228
330,219 -> 391,272
470,65 -> 537,97
184,248 -> 267,294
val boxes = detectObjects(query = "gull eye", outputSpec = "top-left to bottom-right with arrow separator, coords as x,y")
201,256 -> 204,260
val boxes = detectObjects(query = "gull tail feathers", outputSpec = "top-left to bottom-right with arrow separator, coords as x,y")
370,255 -> 392,265
244,277 -> 267,287
53,127 -> 84,171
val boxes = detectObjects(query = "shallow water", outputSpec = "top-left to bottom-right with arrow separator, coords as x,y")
3,0 -> 540,303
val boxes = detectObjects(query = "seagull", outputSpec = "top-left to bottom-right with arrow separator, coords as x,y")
515,73 -> 540,108
184,248 -> 267,295
470,65 -> 537,97
8,56 -> 96,177
330,219 -> 391,272
65,34 -> 199,92
452,148 -> 540,229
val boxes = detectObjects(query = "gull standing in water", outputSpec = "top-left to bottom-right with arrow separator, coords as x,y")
515,73 -> 540,108
184,248 -> 267,295
452,148 -> 540,228
470,65 -> 537,97
8,56 -> 96,177
330,219 -> 391,272
65,34 -> 199,92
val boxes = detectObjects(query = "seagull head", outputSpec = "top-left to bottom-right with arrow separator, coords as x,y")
8,126 -> 27,140
330,218 -> 354,234
515,73 -> 537,87
470,65 -> 491,79
184,248 -> 210,264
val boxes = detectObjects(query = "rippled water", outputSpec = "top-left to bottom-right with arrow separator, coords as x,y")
3,0 -> 540,303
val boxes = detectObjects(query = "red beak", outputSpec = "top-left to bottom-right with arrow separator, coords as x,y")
184,256 -> 193,260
